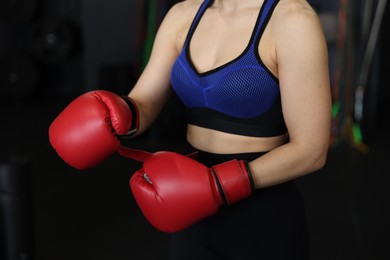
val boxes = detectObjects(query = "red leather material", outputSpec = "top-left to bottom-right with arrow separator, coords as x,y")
48,90 -> 133,169
129,151 -> 253,233
212,160 -> 253,205
95,91 -> 133,134
130,152 -> 221,233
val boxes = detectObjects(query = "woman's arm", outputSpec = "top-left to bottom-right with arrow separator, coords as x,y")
251,0 -> 332,188
127,1 -> 199,135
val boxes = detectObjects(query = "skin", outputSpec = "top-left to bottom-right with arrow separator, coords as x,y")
128,0 -> 332,189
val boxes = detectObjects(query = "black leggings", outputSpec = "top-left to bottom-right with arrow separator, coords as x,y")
170,150 -> 310,260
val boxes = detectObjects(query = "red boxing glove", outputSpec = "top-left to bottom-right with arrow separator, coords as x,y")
49,90 -> 139,169
129,151 -> 254,233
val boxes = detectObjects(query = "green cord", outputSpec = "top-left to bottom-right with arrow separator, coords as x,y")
142,0 -> 157,69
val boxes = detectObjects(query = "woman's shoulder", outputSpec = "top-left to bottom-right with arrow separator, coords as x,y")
272,0 -> 323,37
153,0 -> 205,51
273,0 -> 320,24
153,1 -> 202,32
158,0 -> 203,33
166,0 -> 204,19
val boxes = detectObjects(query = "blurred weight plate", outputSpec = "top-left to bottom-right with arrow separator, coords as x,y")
0,0 -> 38,25
0,53 -> 37,98
29,17 -> 76,64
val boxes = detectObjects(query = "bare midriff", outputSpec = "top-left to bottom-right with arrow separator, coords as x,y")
186,124 -> 288,154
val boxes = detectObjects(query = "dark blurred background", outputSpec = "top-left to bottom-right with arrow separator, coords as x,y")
0,0 -> 389,259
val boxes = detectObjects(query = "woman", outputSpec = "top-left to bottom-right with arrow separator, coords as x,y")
49,0 -> 331,259
129,0 -> 330,259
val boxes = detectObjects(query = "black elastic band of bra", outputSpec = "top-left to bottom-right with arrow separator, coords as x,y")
187,114 -> 287,137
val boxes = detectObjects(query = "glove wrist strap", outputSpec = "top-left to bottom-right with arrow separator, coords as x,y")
121,96 -> 139,137
212,160 -> 254,206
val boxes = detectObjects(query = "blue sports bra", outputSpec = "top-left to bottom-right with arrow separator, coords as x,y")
170,0 -> 286,137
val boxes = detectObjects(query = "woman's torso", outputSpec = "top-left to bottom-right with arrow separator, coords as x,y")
171,0 -> 286,154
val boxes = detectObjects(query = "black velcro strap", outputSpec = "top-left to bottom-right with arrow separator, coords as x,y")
210,168 -> 228,206
242,160 -> 255,191
121,96 -> 139,136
